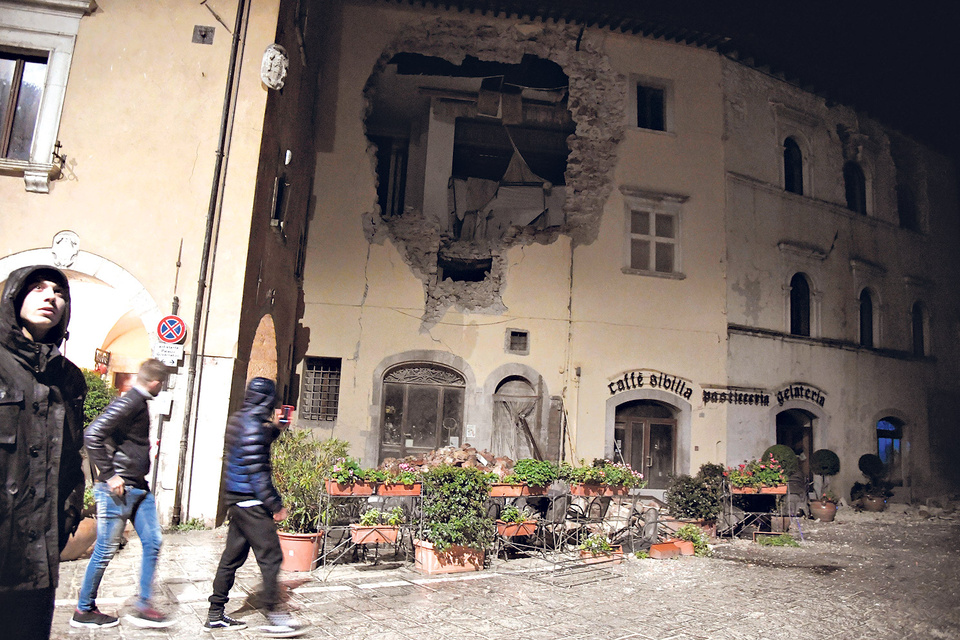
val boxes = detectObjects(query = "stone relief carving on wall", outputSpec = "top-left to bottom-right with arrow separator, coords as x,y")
51,230 -> 80,267
261,43 -> 289,90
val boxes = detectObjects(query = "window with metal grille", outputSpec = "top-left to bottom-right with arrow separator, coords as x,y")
300,357 -> 341,421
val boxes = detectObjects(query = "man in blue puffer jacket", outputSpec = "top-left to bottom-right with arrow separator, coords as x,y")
204,377 -> 304,637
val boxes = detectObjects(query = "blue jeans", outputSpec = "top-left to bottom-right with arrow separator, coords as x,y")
77,483 -> 162,611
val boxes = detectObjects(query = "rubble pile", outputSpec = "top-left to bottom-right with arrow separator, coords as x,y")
379,443 -> 516,477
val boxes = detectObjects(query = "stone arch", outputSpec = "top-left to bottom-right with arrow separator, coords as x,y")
0,248 -> 163,337
604,388 -> 692,490
247,314 -> 278,382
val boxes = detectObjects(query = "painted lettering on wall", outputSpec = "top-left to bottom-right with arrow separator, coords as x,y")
607,370 -> 693,400
776,383 -> 826,407
702,390 -> 770,406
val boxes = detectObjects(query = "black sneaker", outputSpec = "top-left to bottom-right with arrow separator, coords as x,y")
259,611 -> 306,638
125,605 -> 175,628
70,607 -> 119,628
204,612 -> 247,632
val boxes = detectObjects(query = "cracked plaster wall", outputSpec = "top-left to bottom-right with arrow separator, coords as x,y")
361,17 -> 625,326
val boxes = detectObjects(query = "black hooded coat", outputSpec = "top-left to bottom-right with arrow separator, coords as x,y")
0,266 -> 86,592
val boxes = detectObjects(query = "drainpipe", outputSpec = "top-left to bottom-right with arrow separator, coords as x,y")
172,0 -> 248,525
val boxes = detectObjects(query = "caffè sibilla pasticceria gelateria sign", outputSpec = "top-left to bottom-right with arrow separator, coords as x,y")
701,382 -> 827,408
607,370 -> 694,401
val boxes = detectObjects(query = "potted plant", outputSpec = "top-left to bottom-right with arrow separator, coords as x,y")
494,458 -> 558,496
273,431 -> 349,571
350,506 -> 404,545
578,532 -> 623,564
725,457 -> 788,493
63,370 -> 118,562
852,453 -> 893,511
808,449 -> 841,521
325,456 -> 375,495
560,459 -> 646,496
495,504 -> 537,537
664,463 -> 723,536
809,489 -> 839,522
377,462 -> 422,496
415,465 -> 494,574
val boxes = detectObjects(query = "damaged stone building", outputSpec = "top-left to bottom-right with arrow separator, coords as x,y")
299,1 -> 960,500
2,0 -> 957,524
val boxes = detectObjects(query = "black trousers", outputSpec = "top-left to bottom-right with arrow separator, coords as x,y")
0,586 -> 56,639
209,503 -> 282,613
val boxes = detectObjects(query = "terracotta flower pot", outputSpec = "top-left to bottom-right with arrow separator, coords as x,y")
489,483 -> 526,497
61,517 -> 97,561
730,486 -> 758,494
325,479 -> 374,495
414,540 -> 484,575
579,545 -> 624,564
495,520 -> 537,537
760,485 -> 788,494
278,531 -> 323,572
862,495 -> 887,512
377,482 -> 421,496
569,483 -> 629,497
349,524 -> 399,545
809,500 -> 838,522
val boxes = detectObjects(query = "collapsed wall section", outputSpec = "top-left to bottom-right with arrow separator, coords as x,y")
361,17 -> 625,326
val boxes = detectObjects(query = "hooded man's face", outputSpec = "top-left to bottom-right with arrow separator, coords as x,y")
19,278 -> 66,341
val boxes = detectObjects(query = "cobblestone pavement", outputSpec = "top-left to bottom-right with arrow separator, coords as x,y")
52,509 -> 960,639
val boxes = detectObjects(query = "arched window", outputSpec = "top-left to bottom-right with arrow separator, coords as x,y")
790,273 -> 811,336
897,184 -> 920,231
877,418 -> 904,486
844,161 -> 867,214
783,137 -> 803,195
380,363 -> 465,462
911,301 -> 927,356
859,289 -> 874,348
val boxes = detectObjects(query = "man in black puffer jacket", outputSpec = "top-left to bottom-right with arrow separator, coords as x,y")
204,377 -> 304,637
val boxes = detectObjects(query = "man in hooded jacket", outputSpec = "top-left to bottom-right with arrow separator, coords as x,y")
0,266 -> 87,639
204,377 -> 304,637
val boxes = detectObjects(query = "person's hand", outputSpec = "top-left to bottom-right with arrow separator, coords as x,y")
107,475 -> 125,497
273,507 -> 288,522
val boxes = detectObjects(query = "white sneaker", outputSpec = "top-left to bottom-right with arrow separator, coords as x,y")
259,610 -> 306,638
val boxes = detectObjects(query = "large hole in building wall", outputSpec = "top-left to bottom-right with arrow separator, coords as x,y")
364,52 -> 574,312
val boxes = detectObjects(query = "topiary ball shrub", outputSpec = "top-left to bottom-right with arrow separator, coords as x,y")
810,449 -> 840,477
665,473 -> 722,521
762,445 -> 799,475
858,453 -> 885,482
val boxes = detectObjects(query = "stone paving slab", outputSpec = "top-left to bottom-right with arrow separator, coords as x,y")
50,511 -> 960,639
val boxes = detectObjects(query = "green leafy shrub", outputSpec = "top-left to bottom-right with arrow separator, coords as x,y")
327,457 -> 364,484
756,533 -> 799,547
273,431 -> 349,533
762,445 -> 799,475
81,369 -> 117,427
854,453 -> 893,499
674,523 -> 711,556
498,504 -> 534,523
810,449 -> 840,495
171,517 -> 206,532
579,532 -> 614,554
420,465 -> 494,552
665,463 -> 724,520
558,459 -> 646,488
504,458 -> 558,487
358,506 -> 404,526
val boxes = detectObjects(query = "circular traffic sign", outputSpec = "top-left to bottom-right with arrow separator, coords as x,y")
157,315 -> 187,344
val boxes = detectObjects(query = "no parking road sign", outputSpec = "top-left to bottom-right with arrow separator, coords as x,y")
157,315 -> 187,344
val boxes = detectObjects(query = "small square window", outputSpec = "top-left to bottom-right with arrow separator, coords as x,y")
300,357 -> 341,421
636,84 -> 665,131
505,329 -> 530,355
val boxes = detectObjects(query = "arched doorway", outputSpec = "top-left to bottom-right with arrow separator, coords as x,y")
614,400 -> 676,490
379,363 -> 465,462
248,314 -> 278,382
776,408 -> 815,480
491,376 -> 543,460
